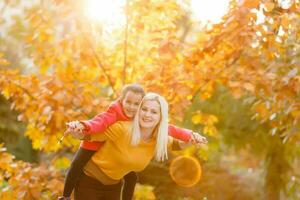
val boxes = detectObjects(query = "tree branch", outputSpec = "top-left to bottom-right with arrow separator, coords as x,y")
122,0 -> 130,85
83,34 -> 117,96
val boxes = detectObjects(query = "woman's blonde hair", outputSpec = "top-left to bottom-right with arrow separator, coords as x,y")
131,92 -> 169,162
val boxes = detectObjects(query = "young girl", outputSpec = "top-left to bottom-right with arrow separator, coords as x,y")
59,84 -> 207,200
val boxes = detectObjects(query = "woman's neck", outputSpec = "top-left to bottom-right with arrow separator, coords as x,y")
140,127 -> 155,141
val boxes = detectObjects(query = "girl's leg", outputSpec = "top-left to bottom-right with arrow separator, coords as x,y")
63,148 -> 96,197
122,171 -> 138,200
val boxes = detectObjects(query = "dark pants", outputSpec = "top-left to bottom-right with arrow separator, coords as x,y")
63,148 -> 96,197
74,173 -> 122,200
123,172 -> 138,200
63,148 -> 138,200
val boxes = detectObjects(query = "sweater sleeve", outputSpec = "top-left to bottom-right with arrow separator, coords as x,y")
168,124 -> 192,142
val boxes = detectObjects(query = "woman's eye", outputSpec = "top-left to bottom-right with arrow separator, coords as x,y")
141,108 -> 147,111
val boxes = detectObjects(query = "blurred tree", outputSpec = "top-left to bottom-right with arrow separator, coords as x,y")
0,0 -> 299,199
0,95 -> 37,162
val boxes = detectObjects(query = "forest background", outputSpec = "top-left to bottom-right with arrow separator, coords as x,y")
0,0 -> 299,199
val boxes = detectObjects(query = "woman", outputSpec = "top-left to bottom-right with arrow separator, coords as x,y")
74,92 -> 192,200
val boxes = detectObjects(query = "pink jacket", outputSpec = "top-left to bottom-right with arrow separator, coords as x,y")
80,101 -> 192,151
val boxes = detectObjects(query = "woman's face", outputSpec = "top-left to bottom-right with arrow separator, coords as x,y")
139,100 -> 161,129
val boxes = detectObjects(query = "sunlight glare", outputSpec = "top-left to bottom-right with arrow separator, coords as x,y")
190,0 -> 230,23
84,0 -> 126,29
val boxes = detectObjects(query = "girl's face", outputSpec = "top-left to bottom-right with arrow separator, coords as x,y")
122,91 -> 143,118
139,100 -> 161,129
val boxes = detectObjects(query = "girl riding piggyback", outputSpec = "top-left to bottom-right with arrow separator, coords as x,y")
59,83 -> 207,200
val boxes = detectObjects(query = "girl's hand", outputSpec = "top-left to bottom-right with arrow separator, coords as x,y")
65,121 -> 85,140
177,132 -> 207,150
190,132 -> 207,144
66,121 -> 85,132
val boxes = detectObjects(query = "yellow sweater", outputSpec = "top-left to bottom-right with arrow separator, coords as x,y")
84,121 -> 168,181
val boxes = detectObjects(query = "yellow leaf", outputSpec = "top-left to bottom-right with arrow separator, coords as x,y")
187,94 -> 193,100
199,91 -> 212,100
244,82 -> 255,92
25,125 -> 43,150
0,189 -> 17,200
191,113 -> 202,124
134,184 -> 156,200
0,58 -> 10,66
207,115 -> 218,125
32,139 -> 42,150
264,2 -> 275,12
197,147 -> 208,161
0,153 -> 15,171
281,15 -> 290,27
203,125 -> 217,136
243,0 -> 261,8
291,110 -> 300,118
1,87 -> 10,98
231,88 -> 243,99
46,179 -> 64,192
53,156 -> 71,170
228,81 -> 240,88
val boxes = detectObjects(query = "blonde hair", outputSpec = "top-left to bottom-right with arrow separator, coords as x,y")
131,92 -> 169,162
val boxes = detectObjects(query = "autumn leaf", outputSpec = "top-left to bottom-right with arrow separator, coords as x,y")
0,55 -> 10,66
134,184 -> 156,200
242,0 -> 261,8
243,82 -> 255,93
191,113 -> 202,124
203,125 -> 217,136
264,2 -> 275,12
53,156 -> 71,170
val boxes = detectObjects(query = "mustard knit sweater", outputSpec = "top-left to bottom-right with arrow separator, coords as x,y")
84,121 -> 171,181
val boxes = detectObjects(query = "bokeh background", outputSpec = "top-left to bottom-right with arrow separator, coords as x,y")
0,0 -> 299,199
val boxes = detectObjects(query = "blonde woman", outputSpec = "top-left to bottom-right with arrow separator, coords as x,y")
74,93 -> 196,200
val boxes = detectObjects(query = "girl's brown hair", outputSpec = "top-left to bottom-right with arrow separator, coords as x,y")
120,83 -> 145,100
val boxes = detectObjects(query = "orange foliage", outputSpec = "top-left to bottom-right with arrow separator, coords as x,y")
0,0 -> 299,197
0,144 -> 64,199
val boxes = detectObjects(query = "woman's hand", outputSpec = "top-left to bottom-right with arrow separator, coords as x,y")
65,121 -> 85,140
190,132 -> 207,144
